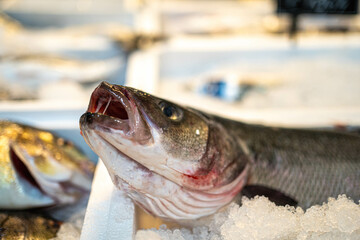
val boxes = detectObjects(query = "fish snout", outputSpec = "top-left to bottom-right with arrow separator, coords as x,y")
80,112 -> 94,126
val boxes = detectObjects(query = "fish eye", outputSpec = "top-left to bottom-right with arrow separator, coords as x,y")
159,101 -> 183,121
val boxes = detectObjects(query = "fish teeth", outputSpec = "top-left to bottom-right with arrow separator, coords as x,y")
103,97 -> 111,114
95,99 -> 103,113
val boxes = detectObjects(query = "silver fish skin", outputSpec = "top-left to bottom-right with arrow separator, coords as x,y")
0,121 -> 95,210
80,82 -> 360,220
217,117 -> 360,209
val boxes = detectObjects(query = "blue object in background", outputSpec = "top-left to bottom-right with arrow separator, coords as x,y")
199,76 -> 251,102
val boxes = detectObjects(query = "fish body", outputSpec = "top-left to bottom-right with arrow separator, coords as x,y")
80,82 -> 360,220
213,117 -> 360,209
0,121 -> 94,210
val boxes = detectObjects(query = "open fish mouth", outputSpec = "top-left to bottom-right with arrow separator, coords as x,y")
82,82 -> 152,145
87,82 -> 132,132
89,88 -> 129,122
81,82 -> 159,191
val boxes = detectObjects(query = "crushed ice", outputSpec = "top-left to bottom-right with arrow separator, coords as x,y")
136,195 -> 360,240
50,210 -> 85,240
49,196 -> 89,240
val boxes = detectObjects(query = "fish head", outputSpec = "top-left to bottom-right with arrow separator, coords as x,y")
80,82 -> 249,220
0,121 -> 94,209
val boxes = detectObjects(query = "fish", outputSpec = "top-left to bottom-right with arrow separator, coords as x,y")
0,121 -> 94,210
79,82 -> 360,221
0,211 -> 61,240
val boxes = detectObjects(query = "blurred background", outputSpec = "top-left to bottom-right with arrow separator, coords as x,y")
0,0 -> 360,163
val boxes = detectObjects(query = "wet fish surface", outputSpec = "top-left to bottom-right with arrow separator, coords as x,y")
0,121 -> 94,210
80,82 -> 360,220
217,117 -> 360,208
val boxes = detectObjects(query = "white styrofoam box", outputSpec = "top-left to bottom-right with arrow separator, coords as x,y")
80,161 -> 135,240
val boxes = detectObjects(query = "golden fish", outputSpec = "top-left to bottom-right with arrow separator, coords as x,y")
0,121 -> 94,210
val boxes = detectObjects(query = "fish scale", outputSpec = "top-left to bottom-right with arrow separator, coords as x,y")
217,117 -> 360,208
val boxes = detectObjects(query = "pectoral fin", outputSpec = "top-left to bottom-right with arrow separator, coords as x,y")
242,184 -> 298,207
